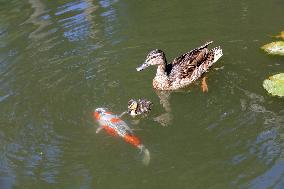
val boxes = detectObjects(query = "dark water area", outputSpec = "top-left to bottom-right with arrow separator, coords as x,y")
0,0 -> 284,188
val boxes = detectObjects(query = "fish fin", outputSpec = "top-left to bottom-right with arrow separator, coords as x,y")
96,126 -> 103,134
118,111 -> 127,118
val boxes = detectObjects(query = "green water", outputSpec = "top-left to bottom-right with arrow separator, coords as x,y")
0,0 -> 284,188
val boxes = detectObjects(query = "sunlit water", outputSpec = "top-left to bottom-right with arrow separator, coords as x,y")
0,0 -> 284,188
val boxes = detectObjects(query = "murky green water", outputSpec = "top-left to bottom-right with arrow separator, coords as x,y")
0,0 -> 284,188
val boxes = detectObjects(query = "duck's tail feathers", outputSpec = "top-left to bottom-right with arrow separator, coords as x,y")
212,46 -> 223,63
138,144 -> 151,166
198,41 -> 214,50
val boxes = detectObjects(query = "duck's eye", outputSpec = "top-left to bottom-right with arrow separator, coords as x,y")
147,55 -> 160,61
151,54 -> 161,59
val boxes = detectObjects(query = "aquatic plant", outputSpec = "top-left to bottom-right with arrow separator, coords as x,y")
263,73 -> 284,97
274,31 -> 284,40
261,41 -> 284,56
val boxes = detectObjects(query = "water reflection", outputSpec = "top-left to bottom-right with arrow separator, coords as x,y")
1,0 -> 123,188
230,88 -> 284,187
24,0 -> 52,39
56,0 -> 98,42
248,161 -> 284,189
153,90 -> 173,126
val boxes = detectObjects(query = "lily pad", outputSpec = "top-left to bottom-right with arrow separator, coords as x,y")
261,41 -> 284,55
263,73 -> 284,97
274,31 -> 284,40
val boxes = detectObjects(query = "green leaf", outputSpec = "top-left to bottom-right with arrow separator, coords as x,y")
261,41 -> 284,56
263,73 -> 284,97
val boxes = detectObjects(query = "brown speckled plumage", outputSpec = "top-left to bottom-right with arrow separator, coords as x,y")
136,41 -> 223,90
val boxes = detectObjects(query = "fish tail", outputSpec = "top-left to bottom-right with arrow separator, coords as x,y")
138,144 -> 151,166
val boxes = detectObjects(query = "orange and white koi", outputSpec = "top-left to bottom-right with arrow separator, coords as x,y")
93,107 -> 150,165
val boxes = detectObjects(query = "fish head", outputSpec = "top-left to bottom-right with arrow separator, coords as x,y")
94,107 -> 109,120
95,107 -> 108,114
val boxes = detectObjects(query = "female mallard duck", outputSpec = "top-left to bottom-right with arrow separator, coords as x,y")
136,41 -> 223,90
128,99 -> 153,116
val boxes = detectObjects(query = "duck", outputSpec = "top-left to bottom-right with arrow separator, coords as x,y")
136,41 -> 223,90
127,99 -> 153,116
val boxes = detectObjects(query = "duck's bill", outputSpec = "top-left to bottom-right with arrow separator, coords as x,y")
136,62 -> 150,71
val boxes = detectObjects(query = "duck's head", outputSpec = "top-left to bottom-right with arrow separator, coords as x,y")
136,49 -> 166,71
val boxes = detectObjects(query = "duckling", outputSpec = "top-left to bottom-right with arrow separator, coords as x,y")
136,41 -> 223,90
128,99 -> 153,116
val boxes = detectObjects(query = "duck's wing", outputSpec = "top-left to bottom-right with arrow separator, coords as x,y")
171,41 -> 213,66
169,41 -> 213,79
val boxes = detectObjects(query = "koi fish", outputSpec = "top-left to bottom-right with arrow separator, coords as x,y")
93,107 -> 150,165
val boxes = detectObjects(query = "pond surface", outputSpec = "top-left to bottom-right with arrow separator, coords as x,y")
0,0 -> 284,188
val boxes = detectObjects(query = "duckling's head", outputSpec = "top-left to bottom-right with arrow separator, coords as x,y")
128,99 -> 138,115
137,49 -> 166,71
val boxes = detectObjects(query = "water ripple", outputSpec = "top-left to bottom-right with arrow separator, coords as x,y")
55,1 -> 89,16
